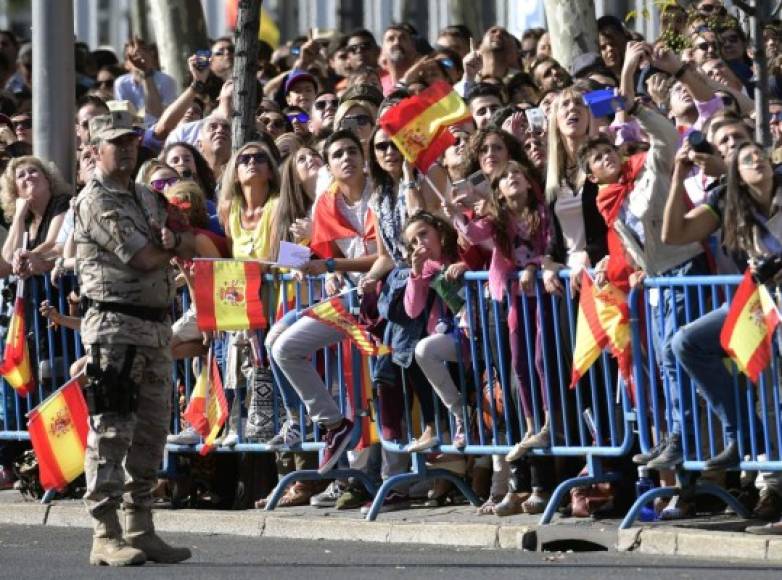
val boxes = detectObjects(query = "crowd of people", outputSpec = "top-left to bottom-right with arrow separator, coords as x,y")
1,0 -> 782,546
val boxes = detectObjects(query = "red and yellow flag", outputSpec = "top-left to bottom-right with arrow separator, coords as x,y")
379,80 -> 472,172
0,296 -> 34,397
182,354 -> 229,456
27,378 -> 88,491
342,344 -> 380,450
720,270 -> 780,383
570,272 -> 632,387
194,260 -> 267,332
305,296 -> 391,357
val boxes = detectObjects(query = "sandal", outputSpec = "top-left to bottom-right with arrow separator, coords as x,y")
278,482 -> 314,508
477,495 -> 503,515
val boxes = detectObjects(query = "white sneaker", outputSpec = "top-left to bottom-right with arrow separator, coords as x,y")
221,430 -> 239,447
310,481 -> 344,508
167,427 -> 201,446
265,421 -> 302,450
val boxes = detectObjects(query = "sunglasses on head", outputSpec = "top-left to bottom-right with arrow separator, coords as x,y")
347,42 -> 373,54
373,140 -> 398,153
314,98 -> 339,111
237,152 -> 269,166
151,176 -> 179,192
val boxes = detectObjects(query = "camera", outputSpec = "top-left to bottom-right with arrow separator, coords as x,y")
194,49 -> 211,71
687,130 -> 713,155
753,255 -> 782,284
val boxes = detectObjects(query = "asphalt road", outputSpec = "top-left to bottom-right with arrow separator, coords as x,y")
0,523 -> 780,580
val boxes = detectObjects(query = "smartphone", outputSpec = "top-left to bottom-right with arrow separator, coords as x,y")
525,107 -> 546,134
466,170 -> 490,198
290,46 -> 301,57
195,49 -> 211,70
584,89 -> 625,118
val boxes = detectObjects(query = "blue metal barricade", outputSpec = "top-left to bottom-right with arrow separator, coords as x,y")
621,274 -> 782,528
363,270 -> 636,522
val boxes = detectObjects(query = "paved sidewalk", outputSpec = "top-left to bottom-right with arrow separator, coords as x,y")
0,490 -> 780,564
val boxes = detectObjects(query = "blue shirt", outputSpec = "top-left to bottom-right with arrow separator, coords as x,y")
114,70 -> 177,128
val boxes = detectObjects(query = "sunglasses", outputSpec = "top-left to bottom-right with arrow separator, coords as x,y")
695,41 -> 718,52
150,176 -> 179,192
314,98 -> 339,111
213,48 -> 234,56
237,152 -> 269,166
771,112 -> 782,123
13,119 -> 31,130
373,140 -> 398,153
95,79 -> 114,89
260,117 -> 286,130
343,114 -> 372,126
286,112 -> 310,124
347,42 -> 373,54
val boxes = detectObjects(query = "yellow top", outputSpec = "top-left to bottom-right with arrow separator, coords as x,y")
228,195 -> 278,260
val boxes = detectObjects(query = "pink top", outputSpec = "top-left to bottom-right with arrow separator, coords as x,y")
404,259 -> 446,334
455,211 -> 549,300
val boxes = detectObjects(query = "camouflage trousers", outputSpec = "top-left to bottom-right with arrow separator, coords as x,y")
82,343 -> 172,521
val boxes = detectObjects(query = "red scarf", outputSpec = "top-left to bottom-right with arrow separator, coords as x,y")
596,152 -> 647,293
310,182 -> 377,259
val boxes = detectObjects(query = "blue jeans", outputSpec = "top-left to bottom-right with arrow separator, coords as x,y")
650,255 -> 710,437
671,303 -> 761,445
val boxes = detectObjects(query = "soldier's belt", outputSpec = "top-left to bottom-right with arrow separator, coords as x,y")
82,299 -> 170,323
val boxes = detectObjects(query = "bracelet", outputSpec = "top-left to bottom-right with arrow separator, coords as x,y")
190,80 -> 206,94
673,63 -> 689,80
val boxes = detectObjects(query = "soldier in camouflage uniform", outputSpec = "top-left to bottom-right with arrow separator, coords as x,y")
75,111 -> 195,567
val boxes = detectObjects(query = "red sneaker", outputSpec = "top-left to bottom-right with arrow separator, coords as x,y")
318,419 -> 354,474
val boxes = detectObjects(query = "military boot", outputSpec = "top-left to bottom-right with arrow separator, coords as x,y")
123,507 -> 192,563
90,511 -> 146,567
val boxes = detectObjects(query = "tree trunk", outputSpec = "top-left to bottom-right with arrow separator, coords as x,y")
148,0 -> 209,91
231,0 -> 261,152
543,0 -> 598,71
129,0 -> 149,42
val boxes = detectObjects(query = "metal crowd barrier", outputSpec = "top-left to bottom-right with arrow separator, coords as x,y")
7,272 -> 778,527
621,275 -> 782,528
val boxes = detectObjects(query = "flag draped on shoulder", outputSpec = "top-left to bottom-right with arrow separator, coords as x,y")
305,296 -> 391,357
182,353 -> 228,456
720,269 -> 780,383
27,378 -> 89,491
570,272 -> 632,387
193,259 -> 267,332
0,293 -> 34,397
378,80 -> 471,172
309,182 -> 377,259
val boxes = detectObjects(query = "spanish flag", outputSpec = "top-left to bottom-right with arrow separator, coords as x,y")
27,378 -> 88,491
342,345 -> 380,450
379,80 -> 472,172
570,272 -> 632,387
720,270 -> 780,384
309,182 -> 377,259
0,296 -> 34,397
182,353 -> 228,456
194,259 -> 267,332
305,296 -> 391,357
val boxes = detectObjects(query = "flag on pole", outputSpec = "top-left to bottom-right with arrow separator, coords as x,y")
570,272 -> 632,387
342,345 -> 380,450
378,80 -> 472,172
0,295 -> 35,397
183,353 -> 229,456
304,296 -> 391,357
27,378 -> 89,491
720,269 -> 781,383
193,260 -> 267,332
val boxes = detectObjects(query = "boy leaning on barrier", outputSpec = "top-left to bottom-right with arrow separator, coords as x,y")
579,42 -> 711,471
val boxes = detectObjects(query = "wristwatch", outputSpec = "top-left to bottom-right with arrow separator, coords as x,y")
325,257 -> 336,273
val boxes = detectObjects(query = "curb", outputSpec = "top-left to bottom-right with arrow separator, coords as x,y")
0,502 -> 531,550
618,526 -> 782,563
